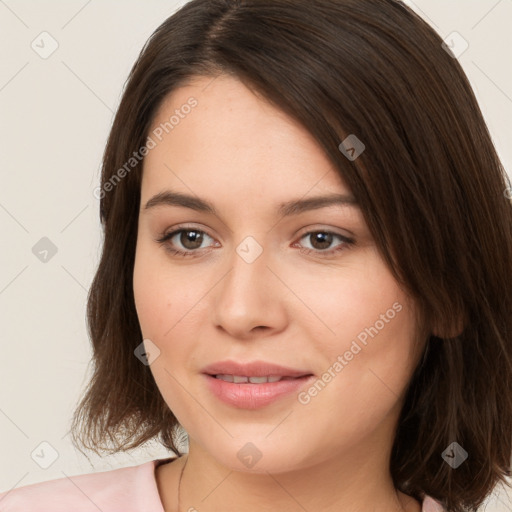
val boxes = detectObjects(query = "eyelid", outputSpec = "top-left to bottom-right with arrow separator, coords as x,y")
156,223 -> 355,259
157,223 -> 218,245
158,223 -> 353,244
295,224 -> 355,239
293,230 -> 354,253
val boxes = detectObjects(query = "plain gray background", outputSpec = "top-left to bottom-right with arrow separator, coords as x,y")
1,1 -> 511,509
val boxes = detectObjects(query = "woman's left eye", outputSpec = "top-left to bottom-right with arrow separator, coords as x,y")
156,227 -> 354,258
296,231 -> 354,256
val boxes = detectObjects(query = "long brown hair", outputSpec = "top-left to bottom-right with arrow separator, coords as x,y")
70,1 -> 512,510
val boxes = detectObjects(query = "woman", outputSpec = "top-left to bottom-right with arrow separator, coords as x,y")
1,1 -> 511,511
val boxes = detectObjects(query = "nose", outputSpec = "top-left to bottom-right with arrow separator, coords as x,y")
211,240 -> 288,340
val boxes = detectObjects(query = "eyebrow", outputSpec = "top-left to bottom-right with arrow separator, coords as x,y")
143,190 -> 359,217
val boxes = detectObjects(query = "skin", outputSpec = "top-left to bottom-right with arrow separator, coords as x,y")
133,74 -> 425,512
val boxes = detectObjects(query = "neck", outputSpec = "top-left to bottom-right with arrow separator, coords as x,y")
175,441 -> 419,512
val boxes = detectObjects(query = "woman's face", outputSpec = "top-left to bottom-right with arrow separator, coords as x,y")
133,74 -> 423,473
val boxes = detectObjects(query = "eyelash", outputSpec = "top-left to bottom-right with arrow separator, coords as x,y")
155,225 -> 355,259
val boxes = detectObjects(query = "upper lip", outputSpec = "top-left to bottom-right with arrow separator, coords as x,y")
202,360 -> 313,378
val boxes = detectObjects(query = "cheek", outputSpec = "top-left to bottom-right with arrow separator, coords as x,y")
133,241 -> 173,340
133,241 -> 210,343
294,302 -> 418,453
132,244 -> 203,420
320,297 -> 417,415
293,251 -> 419,404
293,250 -> 411,353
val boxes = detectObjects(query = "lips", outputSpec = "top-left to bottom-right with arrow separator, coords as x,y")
201,360 -> 314,409
201,360 -> 313,380
215,375 -> 286,384
203,374 -> 315,409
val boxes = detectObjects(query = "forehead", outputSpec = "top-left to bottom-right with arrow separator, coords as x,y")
142,74 -> 351,204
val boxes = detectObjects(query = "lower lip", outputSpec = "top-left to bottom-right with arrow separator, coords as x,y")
203,374 -> 314,409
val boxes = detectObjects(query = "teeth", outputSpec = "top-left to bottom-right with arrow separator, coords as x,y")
216,374 -> 234,382
215,374 -> 284,384
249,376 -> 269,384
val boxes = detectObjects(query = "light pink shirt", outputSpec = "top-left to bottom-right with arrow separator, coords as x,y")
0,458 -> 446,511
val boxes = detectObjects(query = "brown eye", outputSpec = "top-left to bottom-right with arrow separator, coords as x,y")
308,232 -> 334,250
156,228 -> 216,256
297,230 -> 354,257
178,230 -> 204,250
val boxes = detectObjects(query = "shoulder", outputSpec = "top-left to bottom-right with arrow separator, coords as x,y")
422,495 -> 446,512
0,458 -> 173,512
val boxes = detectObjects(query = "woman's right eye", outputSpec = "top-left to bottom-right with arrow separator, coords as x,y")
156,228 -> 217,257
